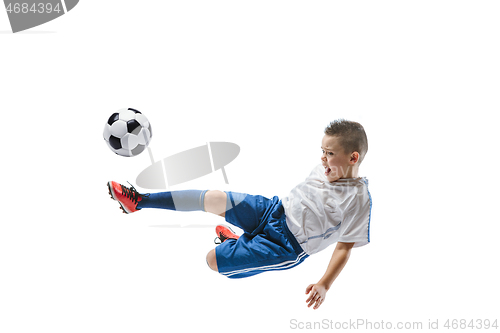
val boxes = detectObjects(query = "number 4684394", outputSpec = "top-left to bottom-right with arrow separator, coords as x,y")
6,3 -> 62,14
444,319 -> 498,330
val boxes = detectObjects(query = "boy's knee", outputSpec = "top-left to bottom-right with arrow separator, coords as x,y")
206,249 -> 218,272
204,190 -> 227,217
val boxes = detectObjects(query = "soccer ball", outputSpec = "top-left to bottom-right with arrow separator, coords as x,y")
103,108 -> 152,157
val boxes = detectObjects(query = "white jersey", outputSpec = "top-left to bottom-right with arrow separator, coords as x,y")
282,164 -> 372,255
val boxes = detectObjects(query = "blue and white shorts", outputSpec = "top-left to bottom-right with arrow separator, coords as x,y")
215,192 -> 308,279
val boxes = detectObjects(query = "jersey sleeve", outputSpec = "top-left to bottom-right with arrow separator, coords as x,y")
338,187 -> 371,248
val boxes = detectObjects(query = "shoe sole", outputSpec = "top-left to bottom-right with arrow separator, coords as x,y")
107,181 -> 130,214
216,224 -> 237,235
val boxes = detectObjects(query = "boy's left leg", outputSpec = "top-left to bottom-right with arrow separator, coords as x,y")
206,249 -> 218,271
210,192 -> 309,278
207,224 -> 241,271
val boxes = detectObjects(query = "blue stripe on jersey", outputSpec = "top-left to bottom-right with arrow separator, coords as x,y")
302,223 -> 342,244
363,178 -> 372,243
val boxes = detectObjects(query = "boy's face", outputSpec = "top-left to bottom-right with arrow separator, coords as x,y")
321,135 -> 359,182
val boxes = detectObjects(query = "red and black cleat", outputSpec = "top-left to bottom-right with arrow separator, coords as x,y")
214,225 -> 240,244
107,181 -> 146,214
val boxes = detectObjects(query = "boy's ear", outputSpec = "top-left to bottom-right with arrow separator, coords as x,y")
350,151 -> 360,164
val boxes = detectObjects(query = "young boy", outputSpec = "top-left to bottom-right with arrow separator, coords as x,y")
107,119 -> 372,310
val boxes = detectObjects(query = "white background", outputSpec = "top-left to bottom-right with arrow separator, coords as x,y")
1,1 -> 499,332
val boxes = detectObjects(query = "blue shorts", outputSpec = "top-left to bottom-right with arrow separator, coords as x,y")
215,192 -> 308,279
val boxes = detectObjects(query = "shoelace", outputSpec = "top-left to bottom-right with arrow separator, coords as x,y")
214,231 -> 231,245
121,182 -> 148,204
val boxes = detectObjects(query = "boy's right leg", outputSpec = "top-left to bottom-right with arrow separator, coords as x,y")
108,181 -> 228,216
108,181 -> 207,214
203,190 -> 227,217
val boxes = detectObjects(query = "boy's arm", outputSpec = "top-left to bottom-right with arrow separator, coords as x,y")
305,241 -> 354,309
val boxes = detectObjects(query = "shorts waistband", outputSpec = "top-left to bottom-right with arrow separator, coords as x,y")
280,209 -> 306,256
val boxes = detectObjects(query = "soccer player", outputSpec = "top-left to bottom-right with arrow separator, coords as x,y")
107,119 -> 372,310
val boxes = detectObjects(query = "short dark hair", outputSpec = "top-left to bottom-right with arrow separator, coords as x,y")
324,119 -> 368,164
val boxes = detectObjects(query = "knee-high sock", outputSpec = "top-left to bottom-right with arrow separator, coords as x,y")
137,190 -> 208,211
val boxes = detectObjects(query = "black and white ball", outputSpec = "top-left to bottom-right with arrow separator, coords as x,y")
103,108 -> 152,157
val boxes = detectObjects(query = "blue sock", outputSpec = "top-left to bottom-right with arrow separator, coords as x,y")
137,190 -> 208,211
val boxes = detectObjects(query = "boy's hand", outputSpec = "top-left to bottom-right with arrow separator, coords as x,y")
305,283 -> 327,309
305,242 -> 353,310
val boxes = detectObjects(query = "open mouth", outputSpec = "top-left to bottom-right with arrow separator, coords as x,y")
324,166 -> 332,176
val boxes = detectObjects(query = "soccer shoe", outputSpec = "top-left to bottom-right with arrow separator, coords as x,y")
107,181 -> 147,214
214,225 -> 240,244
